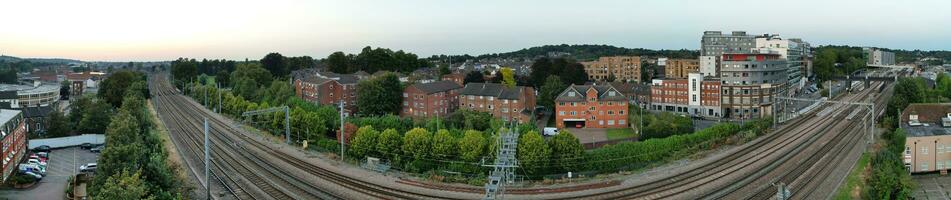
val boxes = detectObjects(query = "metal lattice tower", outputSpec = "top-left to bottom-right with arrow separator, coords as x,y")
483,123 -> 519,200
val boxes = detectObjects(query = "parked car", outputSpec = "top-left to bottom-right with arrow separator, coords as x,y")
80,143 -> 93,150
27,158 -> 46,166
543,127 -> 560,136
80,163 -> 97,172
22,171 -> 42,180
35,152 -> 48,159
32,145 -> 51,153
90,145 -> 104,153
28,154 -> 46,163
18,164 -> 45,176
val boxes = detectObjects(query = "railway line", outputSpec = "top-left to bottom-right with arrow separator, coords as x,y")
150,71 -> 893,200
151,74 -> 469,200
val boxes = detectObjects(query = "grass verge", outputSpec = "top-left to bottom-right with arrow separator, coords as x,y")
833,152 -> 871,200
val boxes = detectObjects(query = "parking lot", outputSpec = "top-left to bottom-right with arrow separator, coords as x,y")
0,147 -> 99,200
914,174 -> 951,200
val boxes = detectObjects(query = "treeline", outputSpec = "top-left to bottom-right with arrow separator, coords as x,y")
587,117 -> 771,173
90,72 -> 187,199
325,46 -> 433,74
450,44 -> 700,61
813,45 -> 867,82
170,52 -> 314,87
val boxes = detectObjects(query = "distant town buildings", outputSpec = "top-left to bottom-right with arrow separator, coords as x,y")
664,59 -> 700,79
699,56 -> 718,77
0,109 -> 26,183
401,80 -> 462,119
865,47 -> 896,66
554,84 -> 628,128
66,71 -> 104,96
582,56 -> 642,83
0,84 -> 60,108
459,83 -> 536,123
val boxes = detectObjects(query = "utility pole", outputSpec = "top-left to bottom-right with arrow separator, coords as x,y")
217,82 -> 221,113
339,100 -> 346,161
203,118 -> 210,200
285,106 -> 290,144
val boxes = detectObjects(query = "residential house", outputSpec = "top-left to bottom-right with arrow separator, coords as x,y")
401,81 -> 463,118
554,84 -> 629,128
459,83 -> 536,123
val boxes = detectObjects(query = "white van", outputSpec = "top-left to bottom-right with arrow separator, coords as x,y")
543,127 -> 559,136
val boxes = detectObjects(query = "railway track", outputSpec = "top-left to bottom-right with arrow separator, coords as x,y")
152,75 -> 337,200
710,81 -> 888,199
151,74 -> 467,200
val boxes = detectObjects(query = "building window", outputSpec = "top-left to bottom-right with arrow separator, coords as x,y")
619,120 -> 626,124
599,120 -> 604,125
559,111 -> 565,116
923,162 -> 930,171
568,92 -> 575,97
619,110 -> 624,115
559,102 -> 565,106
571,111 -> 577,116
403,93 -> 408,97
608,111 -> 614,115
608,120 -> 614,125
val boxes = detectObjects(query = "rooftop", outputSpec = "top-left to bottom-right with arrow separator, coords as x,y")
410,80 -> 462,94
0,109 -> 21,129
460,83 -> 529,100
905,124 -> 951,137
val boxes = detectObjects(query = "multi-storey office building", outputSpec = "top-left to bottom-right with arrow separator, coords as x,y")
459,83 -> 536,123
719,53 -> 788,119
665,59 -> 700,79
754,35 -> 812,95
699,55 -> 718,77
582,56 -> 642,83
865,48 -> 896,66
401,80 -> 462,119
554,84 -> 629,129
701,31 -> 756,57
0,84 -> 61,108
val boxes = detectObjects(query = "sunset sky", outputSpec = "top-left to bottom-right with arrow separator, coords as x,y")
1,0 -> 949,61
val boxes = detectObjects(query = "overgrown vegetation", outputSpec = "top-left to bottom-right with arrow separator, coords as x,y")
813,45 -> 868,83
90,72 -> 186,199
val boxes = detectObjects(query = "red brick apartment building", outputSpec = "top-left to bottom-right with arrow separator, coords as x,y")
650,73 -> 722,117
0,110 -> 26,183
401,80 -> 463,119
293,71 -> 362,115
459,83 -> 536,123
555,84 -> 629,128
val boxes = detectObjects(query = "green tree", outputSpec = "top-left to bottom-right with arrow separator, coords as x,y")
92,170 -> 150,200
376,128 -> 402,162
98,70 -> 144,107
936,73 -> 951,99
231,63 -> 272,87
261,52 -> 288,77
500,67 -> 516,88
232,77 -> 259,101
261,80 -> 294,106
464,70 -> 484,84
458,130 -> 485,162
548,130 -> 584,173
327,51 -> 352,73
437,64 -> 451,78
349,126 -> 380,159
357,72 -> 402,116
517,131 -> 551,176
431,129 -> 457,160
77,99 -> 112,134
46,110 -> 70,137
401,128 -> 432,161
538,75 -> 566,109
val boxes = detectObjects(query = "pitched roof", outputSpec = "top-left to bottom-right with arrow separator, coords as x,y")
460,83 -> 529,100
410,80 -> 462,94
555,84 -> 628,102
20,106 -> 52,118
